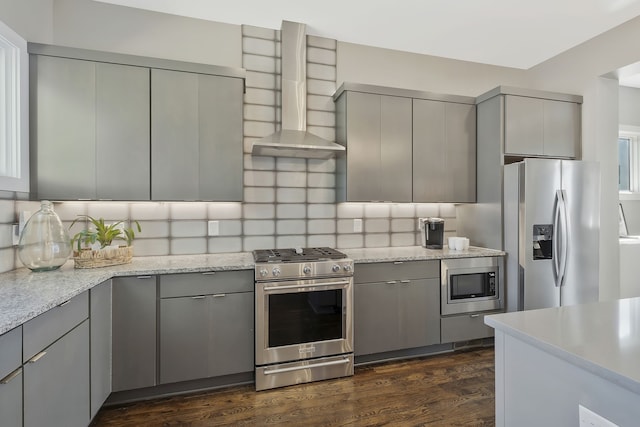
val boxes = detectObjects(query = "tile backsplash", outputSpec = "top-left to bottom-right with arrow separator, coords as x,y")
0,25 -> 458,273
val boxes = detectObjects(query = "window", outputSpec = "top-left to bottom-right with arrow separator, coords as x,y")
618,129 -> 640,194
0,19 -> 28,192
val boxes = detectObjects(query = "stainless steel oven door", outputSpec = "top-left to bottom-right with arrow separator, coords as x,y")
255,277 -> 353,366
441,257 -> 504,315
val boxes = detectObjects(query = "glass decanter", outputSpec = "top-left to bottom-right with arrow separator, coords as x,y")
18,200 -> 72,272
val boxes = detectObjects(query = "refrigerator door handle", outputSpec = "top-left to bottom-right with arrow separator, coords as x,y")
558,189 -> 569,287
553,190 -> 562,287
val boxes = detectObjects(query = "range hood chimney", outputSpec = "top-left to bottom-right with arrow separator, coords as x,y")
251,21 -> 345,159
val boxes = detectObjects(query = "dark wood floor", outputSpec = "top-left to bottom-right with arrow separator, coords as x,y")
92,347 -> 495,426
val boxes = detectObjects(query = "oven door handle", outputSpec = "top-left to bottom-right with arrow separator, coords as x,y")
263,358 -> 351,375
263,280 -> 351,292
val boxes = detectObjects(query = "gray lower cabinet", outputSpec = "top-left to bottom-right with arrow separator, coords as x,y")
0,327 -> 23,427
22,291 -> 90,427
151,68 -> 243,201
504,94 -> 580,158
90,279 -> 112,418
31,54 -> 150,200
335,90 -> 413,202
440,312 -> 495,343
159,271 -> 254,384
354,261 -> 440,356
413,99 -> 476,203
112,276 -> 157,392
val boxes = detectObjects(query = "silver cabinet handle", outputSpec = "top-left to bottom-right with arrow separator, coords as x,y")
137,275 -> 153,279
28,351 -> 47,364
263,281 -> 350,292
264,358 -> 350,375
212,294 -> 226,298
191,295 -> 206,300
0,367 -> 22,384
58,299 -> 71,307
202,272 -> 216,276
470,314 -> 480,318
393,261 -> 404,265
386,281 -> 398,285
400,280 -> 410,284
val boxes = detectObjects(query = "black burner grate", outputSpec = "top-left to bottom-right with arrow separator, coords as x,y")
253,247 -> 347,263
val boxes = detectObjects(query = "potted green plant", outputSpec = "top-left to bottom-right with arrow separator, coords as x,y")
70,215 -> 142,269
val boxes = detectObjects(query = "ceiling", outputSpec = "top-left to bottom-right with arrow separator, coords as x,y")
96,0 -> 640,70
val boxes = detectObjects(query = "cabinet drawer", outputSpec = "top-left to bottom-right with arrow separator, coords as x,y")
355,260 -> 439,283
23,291 -> 89,362
160,270 -> 253,298
0,326 -> 22,380
440,313 -> 495,343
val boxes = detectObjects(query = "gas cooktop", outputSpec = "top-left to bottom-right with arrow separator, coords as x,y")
253,247 -> 348,263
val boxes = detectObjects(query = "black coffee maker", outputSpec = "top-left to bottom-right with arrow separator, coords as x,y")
421,217 -> 445,249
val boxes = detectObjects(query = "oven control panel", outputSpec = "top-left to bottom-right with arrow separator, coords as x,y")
255,259 -> 354,281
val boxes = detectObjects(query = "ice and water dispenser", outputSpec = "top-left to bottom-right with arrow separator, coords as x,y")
532,224 -> 553,260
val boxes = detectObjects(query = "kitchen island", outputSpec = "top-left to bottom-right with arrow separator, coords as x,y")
485,299 -> 640,427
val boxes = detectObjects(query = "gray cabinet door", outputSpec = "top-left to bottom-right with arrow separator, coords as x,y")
354,281 -> 398,356
543,100 -> 580,158
0,327 -> 22,427
112,276 -> 157,392
96,63 -> 150,200
33,55 -> 96,199
209,291 -> 254,377
160,295 -> 210,384
504,95 -> 544,156
151,69 -> 243,201
342,92 -> 412,202
160,291 -> 254,384
24,320 -> 90,427
413,99 -> 476,202
380,95 -> 413,202
90,280 -> 112,419
398,278 -> 440,349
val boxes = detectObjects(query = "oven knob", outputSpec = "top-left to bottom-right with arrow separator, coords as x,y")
343,264 -> 352,272
259,269 -> 269,277
332,264 -> 340,273
272,267 -> 281,277
303,266 -> 312,274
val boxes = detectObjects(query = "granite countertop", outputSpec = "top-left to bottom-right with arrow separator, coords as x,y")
0,245 -> 505,335
485,298 -> 640,395
343,245 -> 505,263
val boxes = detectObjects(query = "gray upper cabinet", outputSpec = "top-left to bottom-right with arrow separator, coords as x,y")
413,99 -> 476,203
151,69 -> 243,201
499,90 -> 581,159
31,55 -> 150,200
29,43 -> 245,201
335,89 -> 412,202
334,83 -> 476,203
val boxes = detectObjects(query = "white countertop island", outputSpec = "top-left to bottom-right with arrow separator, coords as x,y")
485,299 -> 640,427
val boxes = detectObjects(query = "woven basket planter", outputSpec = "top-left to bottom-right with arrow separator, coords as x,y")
73,245 -> 133,269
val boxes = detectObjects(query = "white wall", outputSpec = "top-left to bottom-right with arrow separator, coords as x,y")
0,0 -> 53,42
337,41 -> 530,97
619,86 -> 640,127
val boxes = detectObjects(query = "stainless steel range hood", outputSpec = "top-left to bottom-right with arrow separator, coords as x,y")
251,21 -> 345,159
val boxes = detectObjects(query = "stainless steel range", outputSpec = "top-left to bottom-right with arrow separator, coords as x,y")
253,247 -> 354,391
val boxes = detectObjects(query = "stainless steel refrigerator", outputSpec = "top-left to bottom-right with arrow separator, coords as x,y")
504,158 -> 600,312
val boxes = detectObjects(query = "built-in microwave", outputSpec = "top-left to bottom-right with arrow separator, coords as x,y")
441,257 -> 504,315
